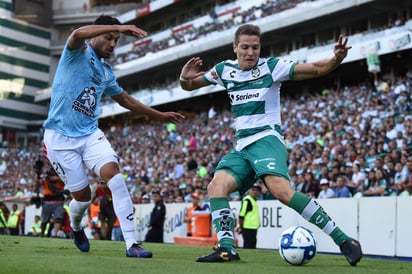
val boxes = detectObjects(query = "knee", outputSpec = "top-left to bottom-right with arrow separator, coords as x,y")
277,191 -> 294,204
207,176 -> 236,198
71,186 -> 92,202
99,162 -> 121,182
264,176 -> 294,204
207,180 -> 224,197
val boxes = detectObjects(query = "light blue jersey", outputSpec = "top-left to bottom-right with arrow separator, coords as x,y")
43,43 -> 123,137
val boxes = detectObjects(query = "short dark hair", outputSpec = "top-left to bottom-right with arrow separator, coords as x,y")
94,15 -> 121,25
234,24 -> 261,45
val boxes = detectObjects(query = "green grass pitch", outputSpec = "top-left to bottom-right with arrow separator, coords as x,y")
0,235 -> 411,274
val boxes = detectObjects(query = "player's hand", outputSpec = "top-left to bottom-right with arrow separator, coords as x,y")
333,35 -> 351,61
180,57 -> 205,80
118,25 -> 147,38
159,112 -> 185,124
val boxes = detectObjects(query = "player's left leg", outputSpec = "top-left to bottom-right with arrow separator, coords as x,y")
266,176 -> 363,266
258,135 -> 362,266
87,129 -> 152,258
196,171 -> 240,263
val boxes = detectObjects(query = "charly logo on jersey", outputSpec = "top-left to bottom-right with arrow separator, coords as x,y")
72,87 -> 97,117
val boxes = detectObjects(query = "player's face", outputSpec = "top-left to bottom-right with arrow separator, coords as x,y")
234,34 -> 261,70
93,32 -> 120,59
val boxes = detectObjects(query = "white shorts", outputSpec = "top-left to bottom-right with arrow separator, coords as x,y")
43,128 -> 118,192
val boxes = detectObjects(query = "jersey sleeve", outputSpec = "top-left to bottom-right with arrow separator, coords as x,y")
267,57 -> 295,82
202,61 -> 226,87
60,42 -> 84,63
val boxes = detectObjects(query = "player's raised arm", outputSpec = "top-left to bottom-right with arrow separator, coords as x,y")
293,35 -> 351,80
179,57 -> 209,91
68,19 -> 146,50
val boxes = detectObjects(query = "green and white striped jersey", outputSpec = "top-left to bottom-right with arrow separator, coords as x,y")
203,57 -> 295,151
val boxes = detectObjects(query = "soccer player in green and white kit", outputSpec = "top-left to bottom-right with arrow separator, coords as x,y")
179,24 -> 362,266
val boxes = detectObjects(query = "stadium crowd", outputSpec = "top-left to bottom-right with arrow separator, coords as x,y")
109,0 -> 407,69
109,0 -> 305,67
1,73 -> 412,209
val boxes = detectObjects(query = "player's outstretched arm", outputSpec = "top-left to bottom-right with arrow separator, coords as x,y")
68,24 -> 147,50
111,92 -> 185,123
293,35 -> 351,80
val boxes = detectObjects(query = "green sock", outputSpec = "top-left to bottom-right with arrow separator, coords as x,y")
210,197 -> 236,252
288,192 -> 350,245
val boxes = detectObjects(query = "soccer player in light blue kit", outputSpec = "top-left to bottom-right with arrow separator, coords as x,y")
43,15 -> 185,258
179,24 -> 362,266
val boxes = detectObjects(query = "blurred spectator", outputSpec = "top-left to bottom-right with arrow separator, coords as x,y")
95,181 -> 116,240
40,165 -> 66,237
187,132 -> 198,152
88,196 -> 104,240
112,217 -> 124,241
27,215 -> 42,237
145,191 -> 166,243
236,183 -> 261,249
347,162 -> 366,195
334,175 -> 352,198
0,202 -> 9,234
317,178 -> 335,199
173,157 -> 185,180
183,192 -> 204,237
391,162 -> 409,195
301,170 -> 319,198
7,203 -> 20,235
363,168 -> 388,196
186,153 -> 198,172
142,194 -> 150,203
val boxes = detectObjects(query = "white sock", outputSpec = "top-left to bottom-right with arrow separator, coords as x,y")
69,199 -> 91,231
108,173 -> 136,249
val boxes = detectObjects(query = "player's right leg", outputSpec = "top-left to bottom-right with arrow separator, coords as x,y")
195,171 -> 240,263
43,129 -> 92,252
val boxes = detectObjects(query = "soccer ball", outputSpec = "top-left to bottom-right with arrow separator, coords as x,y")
278,225 -> 317,266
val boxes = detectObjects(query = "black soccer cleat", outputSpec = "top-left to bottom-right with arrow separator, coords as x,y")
196,247 -> 240,263
339,238 -> 363,266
